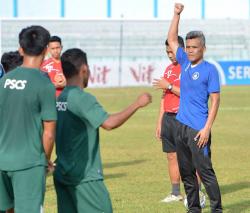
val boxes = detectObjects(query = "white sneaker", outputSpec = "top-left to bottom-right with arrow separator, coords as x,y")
161,194 -> 183,203
183,191 -> 206,209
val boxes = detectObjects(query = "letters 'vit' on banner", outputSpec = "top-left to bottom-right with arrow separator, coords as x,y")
87,58 -> 166,88
87,58 -> 250,88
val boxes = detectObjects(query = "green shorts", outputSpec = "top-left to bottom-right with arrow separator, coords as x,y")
54,178 -> 113,213
0,166 -> 46,212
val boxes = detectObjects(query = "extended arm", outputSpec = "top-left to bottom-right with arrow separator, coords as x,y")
101,93 -> 152,130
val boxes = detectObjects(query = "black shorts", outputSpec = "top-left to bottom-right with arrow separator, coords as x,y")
161,112 -> 179,153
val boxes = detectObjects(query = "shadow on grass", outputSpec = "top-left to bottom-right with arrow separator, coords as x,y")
224,200 -> 250,213
103,159 -> 147,169
104,173 -> 127,179
208,182 -> 250,213
220,181 -> 250,195
46,174 -> 127,189
103,159 -> 147,180
45,160 -> 146,190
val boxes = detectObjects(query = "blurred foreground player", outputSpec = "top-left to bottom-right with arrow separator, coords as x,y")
0,25 -> 57,213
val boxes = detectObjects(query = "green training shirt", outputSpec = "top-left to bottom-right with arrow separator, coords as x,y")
54,86 -> 108,185
0,67 -> 57,171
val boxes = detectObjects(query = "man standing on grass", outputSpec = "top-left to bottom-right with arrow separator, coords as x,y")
153,37 -> 184,203
153,39 -> 206,208
53,48 -> 152,213
0,25 -> 57,213
167,3 -> 222,213
41,35 -> 66,97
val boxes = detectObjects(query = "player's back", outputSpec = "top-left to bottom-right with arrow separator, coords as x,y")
54,86 -> 107,185
0,66 -> 56,171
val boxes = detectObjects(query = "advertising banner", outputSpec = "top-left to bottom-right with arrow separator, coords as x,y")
87,58 -> 250,87
211,60 -> 250,85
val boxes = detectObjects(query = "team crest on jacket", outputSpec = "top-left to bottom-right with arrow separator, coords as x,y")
192,72 -> 199,80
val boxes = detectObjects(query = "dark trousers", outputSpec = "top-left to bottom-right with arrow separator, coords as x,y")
176,122 -> 222,213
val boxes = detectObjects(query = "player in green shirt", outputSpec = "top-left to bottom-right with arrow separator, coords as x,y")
53,48 -> 152,213
0,25 -> 57,213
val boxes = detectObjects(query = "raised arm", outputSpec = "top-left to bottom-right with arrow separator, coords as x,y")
168,3 -> 184,56
101,93 -> 152,130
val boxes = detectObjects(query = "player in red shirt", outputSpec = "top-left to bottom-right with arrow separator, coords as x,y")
40,36 -> 66,97
153,37 -> 184,203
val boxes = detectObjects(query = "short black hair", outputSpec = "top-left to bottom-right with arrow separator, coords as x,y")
0,64 -> 5,78
165,36 -> 185,48
49,35 -> 62,45
186,31 -> 206,47
19,25 -> 50,56
1,51 -> 23,73
61,48 -> 88,79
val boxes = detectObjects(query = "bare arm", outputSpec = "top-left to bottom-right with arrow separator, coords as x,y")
195,93 -> 220,148
204,93 -> 220,130
155,98 -> 164,140
153,78 -> 180,96
168,3 -> 184,55
101,93 -> 152,130
170,84 -> 180,96
42,121 -> 56,160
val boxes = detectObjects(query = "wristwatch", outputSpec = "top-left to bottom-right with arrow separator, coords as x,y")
167,84 -> 173,91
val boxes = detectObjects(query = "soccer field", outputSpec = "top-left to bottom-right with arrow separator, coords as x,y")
44,86 -> 250,213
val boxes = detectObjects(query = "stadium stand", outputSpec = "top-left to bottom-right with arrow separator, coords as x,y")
1,19 -> 250,60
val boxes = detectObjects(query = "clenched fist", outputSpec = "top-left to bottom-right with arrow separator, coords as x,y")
174,3 -> 184,15
136,93 -> 152,108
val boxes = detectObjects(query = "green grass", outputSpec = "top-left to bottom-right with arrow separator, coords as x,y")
44,86 -> 250,213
